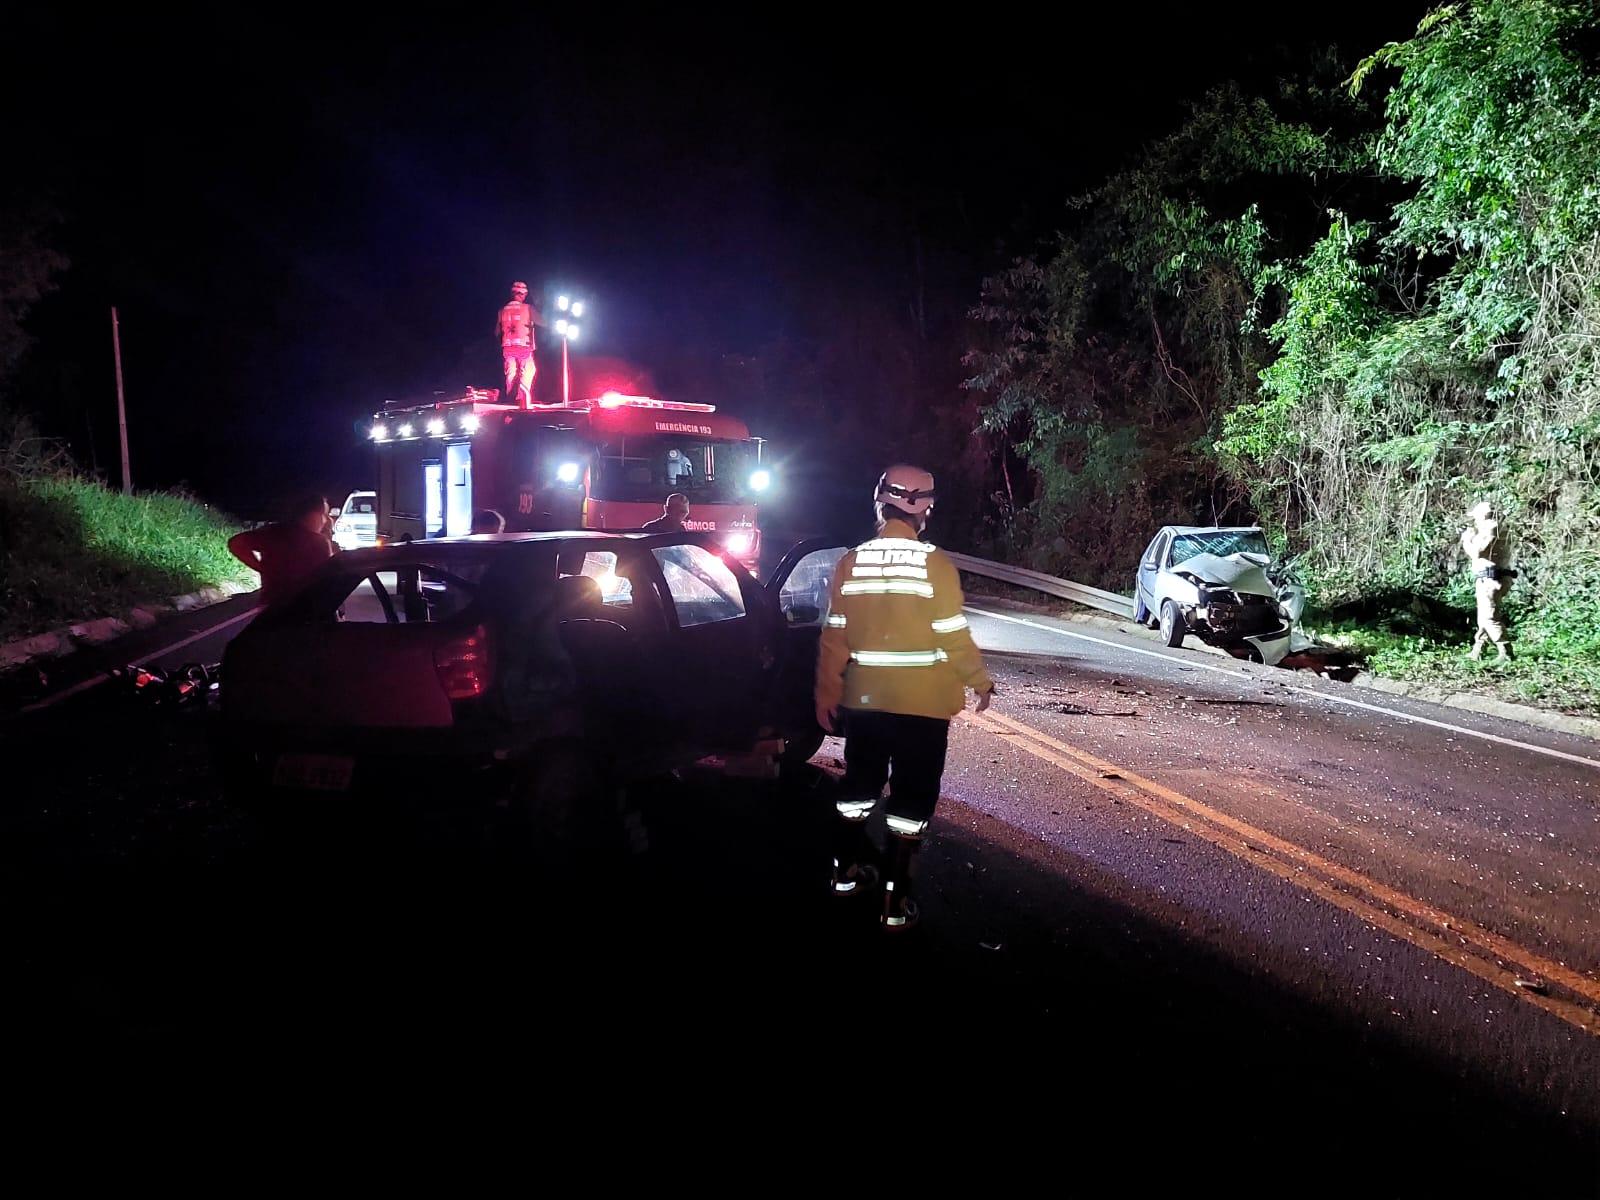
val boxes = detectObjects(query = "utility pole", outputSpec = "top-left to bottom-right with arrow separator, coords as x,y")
111,306 -> 131,494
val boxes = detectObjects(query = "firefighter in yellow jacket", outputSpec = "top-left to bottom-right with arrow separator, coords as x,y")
815,464 -> 996,930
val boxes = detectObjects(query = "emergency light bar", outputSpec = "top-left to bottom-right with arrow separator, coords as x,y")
373,391 -> 718,424
593,391 -> 716,413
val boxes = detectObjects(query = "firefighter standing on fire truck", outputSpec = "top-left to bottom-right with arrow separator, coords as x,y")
815,464 -> 996,931
496,281 -> 544,408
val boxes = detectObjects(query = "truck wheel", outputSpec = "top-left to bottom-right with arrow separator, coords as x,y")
1160,600 -> 1186,648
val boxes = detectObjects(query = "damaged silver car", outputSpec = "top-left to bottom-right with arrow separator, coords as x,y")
1133,526 -> 1308,665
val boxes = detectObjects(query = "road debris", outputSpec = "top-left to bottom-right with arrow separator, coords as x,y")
112,661 -> 221,710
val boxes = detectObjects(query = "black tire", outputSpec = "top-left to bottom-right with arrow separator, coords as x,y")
1159,599 -> 1187,648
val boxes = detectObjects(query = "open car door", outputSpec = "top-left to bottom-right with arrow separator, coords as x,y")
764,538 -> 852,762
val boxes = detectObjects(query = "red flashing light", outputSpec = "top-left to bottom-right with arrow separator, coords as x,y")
434,625 -> 492,700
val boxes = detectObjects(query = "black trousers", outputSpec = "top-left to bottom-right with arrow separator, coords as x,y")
839,710 -> 951,823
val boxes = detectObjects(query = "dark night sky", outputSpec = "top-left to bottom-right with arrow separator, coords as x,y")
7,4 -> 1431,516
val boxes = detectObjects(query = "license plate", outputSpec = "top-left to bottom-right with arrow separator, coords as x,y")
272,753 -> 355,792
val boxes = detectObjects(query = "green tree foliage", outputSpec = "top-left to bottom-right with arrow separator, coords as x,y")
965,82 -> 1360,583
1225,0 -> 1600,698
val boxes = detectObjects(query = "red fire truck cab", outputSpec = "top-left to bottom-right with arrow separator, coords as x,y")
370,390 -> 769,570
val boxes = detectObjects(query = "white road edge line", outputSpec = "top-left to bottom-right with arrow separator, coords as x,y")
18,605 -> 261,715
965,604 -> 1600,773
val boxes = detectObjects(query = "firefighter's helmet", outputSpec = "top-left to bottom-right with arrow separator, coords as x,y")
875,464 -> 936,517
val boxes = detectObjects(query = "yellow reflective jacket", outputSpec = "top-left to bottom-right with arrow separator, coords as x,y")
815,518 -> 994,720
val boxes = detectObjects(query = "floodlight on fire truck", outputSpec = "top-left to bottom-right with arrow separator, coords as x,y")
371,424 -> 389,441
459,412 -> 480,434
556,461 -> 582,484
594,391 -> 717,413
427,417 -> 446,436
398,423 -> 415,438
570,301 -> 584,318
557,295 -> 570,311
566,324 -> 580,342
556,318 -> 568,335
749,469 -> 771,492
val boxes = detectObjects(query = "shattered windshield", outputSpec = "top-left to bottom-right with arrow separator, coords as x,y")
1170,530 -> 1269,566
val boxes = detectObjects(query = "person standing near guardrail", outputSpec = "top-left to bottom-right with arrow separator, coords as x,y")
815,464 -> 996,931
1461,500 -> 1514,660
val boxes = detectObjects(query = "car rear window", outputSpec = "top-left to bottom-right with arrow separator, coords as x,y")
351,566 -> 486,624
274,557 -> 494,625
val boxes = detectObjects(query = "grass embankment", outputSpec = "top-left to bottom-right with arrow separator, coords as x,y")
1308,607 -> 1600,719
0,474 -> 253,643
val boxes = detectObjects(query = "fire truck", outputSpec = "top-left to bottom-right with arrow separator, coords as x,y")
369,389 -> 770,570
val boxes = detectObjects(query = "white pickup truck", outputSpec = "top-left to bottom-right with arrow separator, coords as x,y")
332,491 -> 378,551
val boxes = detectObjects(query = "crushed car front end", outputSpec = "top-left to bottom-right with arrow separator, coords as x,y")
1158,545 -> 1308,666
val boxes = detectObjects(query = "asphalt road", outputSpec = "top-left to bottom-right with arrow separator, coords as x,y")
947,604 -> 1600,1137
3,596 -> 1597,1182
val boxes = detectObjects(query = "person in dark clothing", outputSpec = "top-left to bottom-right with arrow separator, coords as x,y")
639,493 -> 689,534
227,494 -> 335,605
482,543 -> 578,725
471,509 -> 507,534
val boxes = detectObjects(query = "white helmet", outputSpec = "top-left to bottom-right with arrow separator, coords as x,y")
1469,500 -> 1494,522
875,464 -> 936,517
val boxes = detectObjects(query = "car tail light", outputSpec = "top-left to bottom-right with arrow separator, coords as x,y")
434,624 -> 492,700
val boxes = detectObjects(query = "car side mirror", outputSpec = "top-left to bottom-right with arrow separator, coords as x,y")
787,604 -> 821,625
329,509 -> 341,520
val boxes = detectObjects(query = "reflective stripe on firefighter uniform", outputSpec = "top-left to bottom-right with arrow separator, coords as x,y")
815,518 -> 993,721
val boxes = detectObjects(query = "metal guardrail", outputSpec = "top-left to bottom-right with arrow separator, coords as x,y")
946,552 -> 1137,620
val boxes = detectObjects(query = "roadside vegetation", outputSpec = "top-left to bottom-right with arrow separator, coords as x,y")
963,0 -> 1600,716
0,411 -> 251,643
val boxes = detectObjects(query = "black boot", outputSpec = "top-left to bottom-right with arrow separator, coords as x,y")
881,827 -> 923,931
830,795 -> 877,897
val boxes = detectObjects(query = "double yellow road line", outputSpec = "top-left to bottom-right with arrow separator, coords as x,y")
962,707 -> 1600,1035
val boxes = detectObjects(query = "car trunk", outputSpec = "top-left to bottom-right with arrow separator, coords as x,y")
224,622 -> 460,729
